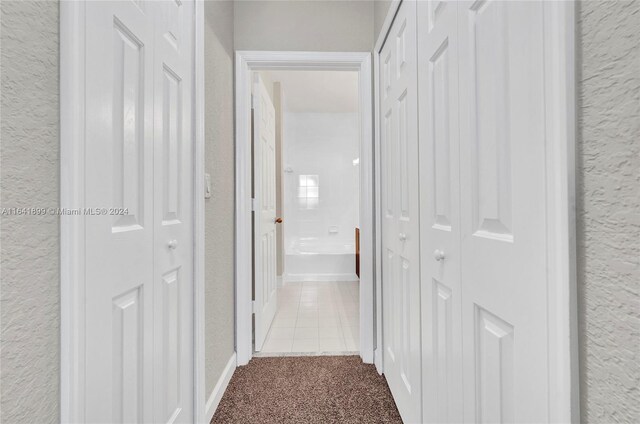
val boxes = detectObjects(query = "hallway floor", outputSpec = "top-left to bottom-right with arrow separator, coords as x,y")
259,281 -> 360,354
211,356 -> 401,424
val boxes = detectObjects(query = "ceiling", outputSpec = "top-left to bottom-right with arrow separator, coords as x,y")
261,70 -> 359,113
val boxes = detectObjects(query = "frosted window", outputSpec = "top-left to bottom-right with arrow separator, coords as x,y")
298,174 -> 319,209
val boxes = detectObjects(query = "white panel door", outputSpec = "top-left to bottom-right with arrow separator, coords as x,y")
417,1 -> 463,423
85,2 -> 155,421
153,1 -> 194,423
84,1 -> 194,422
380,1 -> 422,422
253,74 -> 278,352
458,1 -> 550,422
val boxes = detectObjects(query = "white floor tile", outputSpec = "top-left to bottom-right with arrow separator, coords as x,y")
268,327 -> 295,339
319,326 -> 343,338
295,317 -> 319,328
262,337 -> 293,353
319,338 -> 346,352
272,316 -> 297,328
294,327 -> 318,339
292,338 -> 319,352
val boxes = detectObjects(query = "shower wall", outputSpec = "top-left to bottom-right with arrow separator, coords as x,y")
283,112 -> 360,280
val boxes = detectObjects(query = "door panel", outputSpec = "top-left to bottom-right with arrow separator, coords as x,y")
85,2 -> 154,421
380,1 -> 422,422
459,1 -> 549,422
417,1 -> 463,422
253,74 -> 278,352
154,1 -> 194,422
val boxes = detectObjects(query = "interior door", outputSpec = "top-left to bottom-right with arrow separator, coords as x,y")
153,1 -> 194,422
380,1 -> 422,422
84,1 -> 194,422
85,2 -> 155,421
417,1 -> 463,423
458,1 -> 551,421
253,74 -> 278,352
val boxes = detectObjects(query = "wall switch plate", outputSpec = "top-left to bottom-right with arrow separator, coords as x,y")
205,173 -> 212,199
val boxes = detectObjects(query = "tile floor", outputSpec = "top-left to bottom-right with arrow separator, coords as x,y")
259,280 -> 360,354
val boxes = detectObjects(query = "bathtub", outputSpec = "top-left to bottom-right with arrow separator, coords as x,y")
284,239 -> 359,282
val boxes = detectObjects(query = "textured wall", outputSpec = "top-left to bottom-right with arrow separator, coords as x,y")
204,0 -> 237,397
0,1 -> 60,423
234,1 -> 374,52
576,1 -> 640,422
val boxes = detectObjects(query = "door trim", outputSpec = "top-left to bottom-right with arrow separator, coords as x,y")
373,0 -> 402,376
372,1 -> 579,422
234,51 -> 374,366
59,1 -> 206,422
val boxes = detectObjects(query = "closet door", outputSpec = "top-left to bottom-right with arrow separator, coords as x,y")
458,1 -> 550,421
417,1 -> 463,423
83,1 -> 195,421
153,1 -> 195,422
380,1 -> 422,422
84,2 -> 155,421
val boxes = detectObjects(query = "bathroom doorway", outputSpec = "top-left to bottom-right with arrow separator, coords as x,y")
235,52 -> 374,366
254,70 -> 361,354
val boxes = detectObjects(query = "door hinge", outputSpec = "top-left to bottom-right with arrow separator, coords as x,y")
251,198 -> 257,211
252,300 -> 256,314
251,94 -> 256,110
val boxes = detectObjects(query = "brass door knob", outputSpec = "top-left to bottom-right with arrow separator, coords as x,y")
275,217 -> 283,224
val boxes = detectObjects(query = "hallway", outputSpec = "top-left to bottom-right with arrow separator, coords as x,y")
211,356 -> 401,424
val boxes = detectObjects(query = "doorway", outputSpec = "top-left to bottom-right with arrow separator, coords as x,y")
235,52 -> 374,366
254,70 -> 362,354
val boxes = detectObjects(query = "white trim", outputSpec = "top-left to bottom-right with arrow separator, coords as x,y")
373,0 -> 401,375
235,51 -> 374,366
193,1 -> 206,422
60,1 -> 86,421
283,273 -> 359,283
204,353 -> 237,423
542,2 -> 580,422
60,2 -> 206,422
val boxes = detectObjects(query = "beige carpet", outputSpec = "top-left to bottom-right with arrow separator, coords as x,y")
211,356 -> 402,424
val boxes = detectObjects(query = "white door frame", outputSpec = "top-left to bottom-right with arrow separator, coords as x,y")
372,1 -> 580,422
59,1 -> 206,422
235,51 -> 374,366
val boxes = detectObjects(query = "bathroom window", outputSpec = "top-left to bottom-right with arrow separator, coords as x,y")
298,174 -> 319,209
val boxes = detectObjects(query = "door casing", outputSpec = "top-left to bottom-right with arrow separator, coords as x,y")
372,1 -> 580,422
60,1 -> 206,422
234,51 -> 374,366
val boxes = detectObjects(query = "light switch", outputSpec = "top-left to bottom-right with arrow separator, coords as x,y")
205,173 -> 212,199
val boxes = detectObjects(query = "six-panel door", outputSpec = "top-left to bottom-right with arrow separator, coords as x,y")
84,1 -> 194,422
380,1 -> 423,422
381,1 -> 555,422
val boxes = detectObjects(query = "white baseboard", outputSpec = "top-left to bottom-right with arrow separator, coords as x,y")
205,352 -> 236,423
283,273 -> 359,283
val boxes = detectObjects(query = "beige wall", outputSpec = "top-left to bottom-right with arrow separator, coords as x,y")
576,1 -> 640,422
373,0 -> 393,43
234,0 -> 374,52
204,0 -> 236,397
0,1 -> 60,422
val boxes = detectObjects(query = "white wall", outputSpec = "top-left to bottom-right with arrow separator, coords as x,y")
234,0 -> 374,52
283,113 -> 360,252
